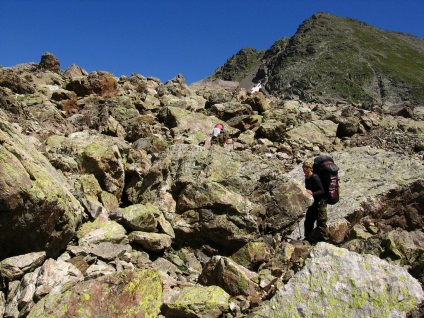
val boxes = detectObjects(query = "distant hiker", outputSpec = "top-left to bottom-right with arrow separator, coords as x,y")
211,124 -> 228,146
302,159 -> 329,243
250,81 -> 262,93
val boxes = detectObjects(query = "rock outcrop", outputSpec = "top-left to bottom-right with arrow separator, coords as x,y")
253,243 -> 424,317
208,13 -> 424,108
0,120 -> 83,259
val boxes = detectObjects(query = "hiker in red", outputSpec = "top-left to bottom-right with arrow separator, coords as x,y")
302,159 -> 329,243
211,124 -> 227,146
214,124 -> 223,131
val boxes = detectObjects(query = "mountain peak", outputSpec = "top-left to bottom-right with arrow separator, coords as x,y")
209,13 -> 424,106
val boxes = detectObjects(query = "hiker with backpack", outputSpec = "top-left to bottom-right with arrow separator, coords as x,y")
302,155 -> 340,243
302,158 -> 330,243
211,124 -> 228,146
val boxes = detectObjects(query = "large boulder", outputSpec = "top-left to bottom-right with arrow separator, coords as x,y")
37,52 -> 60,73
343,229 -> 424,284
230,242 -> 272,270
66,94 -> 158,142
162,285 -> 230,318
331,147 -> 424,224
211,101 -> 253,121
44,131 -> 129,199
65,71 -> 118,98
27,269 -> 162,318
0,120 -> 83,259
63,64 -> 88,78
254,243 -> 424,317
0,252 -> 46,280
0,68 -> 36,94
199,256 -> 261,298
129,232 -> 173,252
161,74 -> 191,97
1,84 -> 76,141
77,219 -> 128,246
5,259 -> 84,317
285,119 -> 338,148
110,203 -> 159,232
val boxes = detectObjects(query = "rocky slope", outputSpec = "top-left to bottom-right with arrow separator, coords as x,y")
0,46 -> 423,317
209,12 -> 424,107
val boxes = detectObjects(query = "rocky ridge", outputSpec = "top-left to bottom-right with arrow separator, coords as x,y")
0,51 -> 423,317
209,12 -> 424,107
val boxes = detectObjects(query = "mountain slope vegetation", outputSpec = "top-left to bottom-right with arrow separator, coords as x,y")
209,13 -> 424,106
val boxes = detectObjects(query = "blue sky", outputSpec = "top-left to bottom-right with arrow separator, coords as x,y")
1,1 -> 423,84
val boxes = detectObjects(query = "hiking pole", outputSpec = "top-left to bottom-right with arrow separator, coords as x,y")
297,220 -> 302,240
204,142 -> 215,179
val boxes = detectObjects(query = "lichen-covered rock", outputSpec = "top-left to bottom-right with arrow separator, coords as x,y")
211,101 -> 253,119
199,256 -> 261,298
162,285 -> 230,318
177,180 -> 258,215
258,121 -> 287,142
231,242 -> 272,270
0,292 -> 5,317
0,68 -> 36,94
6,259 -> 84,317
384,230 -> 424,285
344,229 -> 424,284
69,173 -> 108,218
227,114 -> 263,133
65,70 -> 118,98
237,129 -> 256,146
27,269 -> 162,318
254,243 -> 424,317
34,259 -> 84,300
285,120 -> 338,147
77,219 -> 128,246
86,242 -> 129,261
63,64 -> 88,78
129,232 -> 173,252
332,147 -> 424,222
0,120 -> 83,259
44,131 -> 129,199
0,252 -> 46,280
110,203 -> 159,232
243,93 -> 271,113
337,116 -> 361,137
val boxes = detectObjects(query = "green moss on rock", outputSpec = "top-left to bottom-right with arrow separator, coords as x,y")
28,269 -> 162,318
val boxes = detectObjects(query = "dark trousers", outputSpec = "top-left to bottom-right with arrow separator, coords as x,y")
304,200 -> 329,243
211,133 -> 226,146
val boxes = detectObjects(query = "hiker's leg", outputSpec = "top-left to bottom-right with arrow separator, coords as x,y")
316,201 -> 329,241
218,134 -> 225,146
304,207 -> 316,240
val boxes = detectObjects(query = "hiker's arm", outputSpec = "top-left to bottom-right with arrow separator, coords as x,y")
222,131 -> 228,141
312,175 -> 326,197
